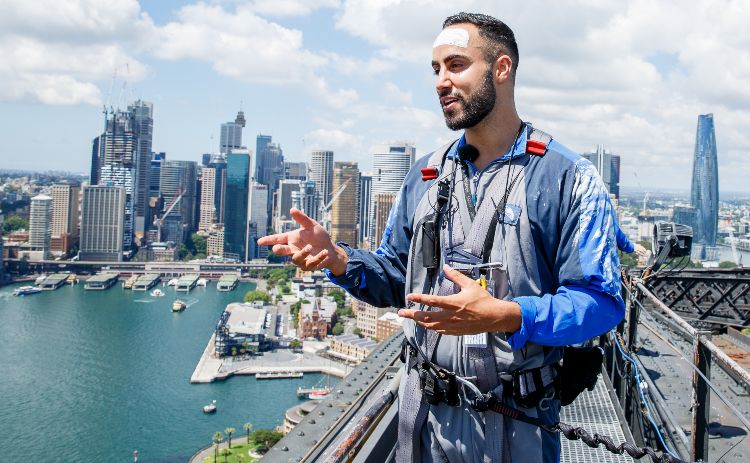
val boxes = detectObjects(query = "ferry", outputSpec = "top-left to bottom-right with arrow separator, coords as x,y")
172,299 -> 186,312
166,278 -> 179,286
197,278 -> 208,287
203,400 -> 217,413
151,289 -> 165,297
13,286 -> 42,296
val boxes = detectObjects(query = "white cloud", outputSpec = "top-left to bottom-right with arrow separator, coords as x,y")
250,0 -> 340,17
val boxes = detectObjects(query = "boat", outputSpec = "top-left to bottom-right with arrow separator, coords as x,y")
172,299 -> 186,312
66,274 -> 78,284
166,278 -> 179,286
308,389 -> 331,400
203,400 -> 217,413
34,274 -> 47,285
13,286 -> 42,296
197,278 -> 208,287
151,289 -> 165,297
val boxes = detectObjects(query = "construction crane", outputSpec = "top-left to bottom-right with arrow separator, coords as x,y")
320,178 -> 351,231
727,228 -> 742,266
153,189 -> 184,243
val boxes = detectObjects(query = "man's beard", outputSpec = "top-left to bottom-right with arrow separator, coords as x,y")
442,69 -> 496,131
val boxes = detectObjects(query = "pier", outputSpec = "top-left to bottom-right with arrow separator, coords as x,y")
84,272 -> 119,290
132,273 -> 161,291
175,273 -> 199,292
37,272 -> 70,290
216,274 -> 239,291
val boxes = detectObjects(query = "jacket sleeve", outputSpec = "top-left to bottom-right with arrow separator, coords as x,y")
615,220 -> 635,254
508,158 -> 625,348
323,160 -> 428,308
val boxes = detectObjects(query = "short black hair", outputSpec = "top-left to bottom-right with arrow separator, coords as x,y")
443,12 -> 519,79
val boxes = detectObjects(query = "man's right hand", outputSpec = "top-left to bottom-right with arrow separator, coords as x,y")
256,208 -> 349,275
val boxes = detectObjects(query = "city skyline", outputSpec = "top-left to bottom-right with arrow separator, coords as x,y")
0,1 -> 748,192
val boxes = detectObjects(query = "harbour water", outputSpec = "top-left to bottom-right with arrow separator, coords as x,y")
0,281 -> 332,462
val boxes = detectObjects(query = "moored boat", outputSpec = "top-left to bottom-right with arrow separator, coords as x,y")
13,286 -> 42,296
203,400 -> 217,413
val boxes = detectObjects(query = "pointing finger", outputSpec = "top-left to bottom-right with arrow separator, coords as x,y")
272,244 -> 296,256
406,292 -> 455,310
258,232 -> 291,246
290,208 -> 317,229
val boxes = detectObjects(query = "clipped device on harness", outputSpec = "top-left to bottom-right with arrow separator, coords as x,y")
419,363 -> 460,407
422,178 -> 452,271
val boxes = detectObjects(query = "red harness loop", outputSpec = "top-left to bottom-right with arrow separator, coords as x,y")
526,139 -> 548,156
421,167 -> 439,181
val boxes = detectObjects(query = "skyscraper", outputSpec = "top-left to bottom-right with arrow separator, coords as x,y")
691,113 -> 719,246
358,173 -> 373,248
199,166 -> 217,232
158,160 -> 197,243
220,111 -> 244,154
284,161 -> 307,181
582,145 -> 620,198
256,134 -> 284,227
95,109 -> 137,251
224,151 -> 252,261
274,179 -> 301,232
309,150 -> 334,216
80,185 -> 125,261
50,184 -> 81,255
292,180 -> 318,221
374,192 -> 397,246
128,99 -> 154,237
331,162 -> 360,245
249,182 -> 269,260
371,143 -> 414,237
29,194 -> 52,260
149,152 -> 166,198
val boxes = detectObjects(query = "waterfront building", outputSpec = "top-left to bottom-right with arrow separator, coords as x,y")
220,111 -> 245,154
205,225 -> 225,258
691,113 -> 719,247
353,299 -> 393,339
284,161 -> 307,181
309,150 -> 334,216
50,184 -> 81,255
214,302 -> 269,357
274,179 -> 301,233
331,162 -> 359,245
582,145 -> 621,199
373,192 -> 397,245
329,335 -> 377,362
28,194 -> 52,261
198,166 -> 216,231
224,151 -> 251,262
358,173 -> 373,248
371,143 -> 414,237
158,160 -> 197,243
249,182 -> 269,260
79,185 -> 125,261
128,100 -> 154,238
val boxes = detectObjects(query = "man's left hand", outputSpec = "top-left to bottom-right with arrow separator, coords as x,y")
398,265 -> 522,336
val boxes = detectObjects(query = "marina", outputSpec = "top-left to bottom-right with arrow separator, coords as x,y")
132,273 -> 162,291
216,274 -> 239,291
37,272 -> 71,290
84,272 -> 120,290
175,273 -> 199,292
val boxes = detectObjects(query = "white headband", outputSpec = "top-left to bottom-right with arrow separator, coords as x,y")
433,28 -> 469,48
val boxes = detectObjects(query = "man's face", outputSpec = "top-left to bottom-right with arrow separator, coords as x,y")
432,25 -> 496,130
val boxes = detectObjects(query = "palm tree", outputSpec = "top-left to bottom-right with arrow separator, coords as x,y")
212,431 -> 224,463
243,422 -> 253,444
225,427 -> 236,449
220,447 -> 231,463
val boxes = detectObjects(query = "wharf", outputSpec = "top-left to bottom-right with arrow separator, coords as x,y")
216,274 -> 239,291
132,273 -> 161,291
84,272 -> 120,290
122,275 -> 138,289
190,340 -> 347,384
38,272 -> 70,290
175,273 -> 199,292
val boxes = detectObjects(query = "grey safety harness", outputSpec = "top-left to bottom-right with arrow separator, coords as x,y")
397,128 -> 558,463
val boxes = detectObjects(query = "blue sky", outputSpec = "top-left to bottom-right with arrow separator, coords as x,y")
0,0 -> 748,192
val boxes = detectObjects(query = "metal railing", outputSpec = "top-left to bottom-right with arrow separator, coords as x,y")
606,277 -> 750,463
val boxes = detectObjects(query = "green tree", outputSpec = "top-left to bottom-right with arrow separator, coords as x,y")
243,422 -> 253,444
250,429 -> 284,450
289,339 -> 302,350
329,289 -> 346,308
2,215 -> 27,234
212,432 -> 224,463
191,232 -> 207,256
225,427 -> 236,448
289,299 -> 309,328
220,447 -> 231,463
353,327 -> 363,338
619,251 -> 638,268
719,261 -> 737,268
244,290 -> 271,303
332,322 -> 344,335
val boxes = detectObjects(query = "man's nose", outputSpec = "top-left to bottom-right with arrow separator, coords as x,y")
435,69 -> 452,93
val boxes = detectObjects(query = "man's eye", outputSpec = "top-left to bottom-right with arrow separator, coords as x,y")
432,68 -> 440,75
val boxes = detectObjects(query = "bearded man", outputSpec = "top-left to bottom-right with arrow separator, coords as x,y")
259,12 -> 624,462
